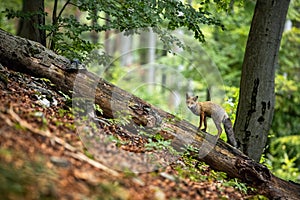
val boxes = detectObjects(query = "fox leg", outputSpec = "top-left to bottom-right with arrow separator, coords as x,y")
214,121 -> 223,138
198,112 -> 205,131
202,114 -> 207,132
198,113 -> 203,130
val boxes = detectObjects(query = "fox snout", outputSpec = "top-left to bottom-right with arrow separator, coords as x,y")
187,104 -> 194,109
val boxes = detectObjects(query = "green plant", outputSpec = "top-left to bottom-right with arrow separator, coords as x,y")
94,103 -> 103,115
39,77 -> 56,87
105,135 -> 128,147
175,152 -> 209,182
266,152 -> 300,182
138,130 -> 179,157
3,0 -> 227,60
0,148 -> 57,199
107,111 -> 132,127
58,108 -> 68,118
175,145 -> 256,196
145,134 -> 172,151
222,178 -> 249,194
95,182 -> 129,200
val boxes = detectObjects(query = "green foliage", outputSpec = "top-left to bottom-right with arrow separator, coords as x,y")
1,0 -> 299,187
222,178 -> 249,194
0,148 -> 57,199
268,3 -> 300,177
145,137 -> 172,151
105,135 -> 128,147
200,0 -> 300,182
287,0 -> 300,22
0,0 -> 21,34
0,147 -> 129,199
77,0 -> 225,41
273,0 -> 300,141
279,28 -> 300,80
175,148 -> 253,195
2,0 -> 226,60
108,111 -> 132,126
272,75 -> 300,137
4,7 -> 47,20
265,152 -> 300,182
96,182 -> 129,200
94,103 -> 103,115
201,1 -> 255,86
144,133 -> 173,151
138,130 -> 179,156
175,154 -> 210,182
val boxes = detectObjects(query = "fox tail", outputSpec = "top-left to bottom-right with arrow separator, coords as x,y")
223,118 -> 237,147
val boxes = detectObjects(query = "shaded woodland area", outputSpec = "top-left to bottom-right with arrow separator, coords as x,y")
1,0 -> 300,199
1,28 -> 300,199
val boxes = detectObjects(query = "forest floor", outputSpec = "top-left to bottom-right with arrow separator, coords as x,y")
0,66 -> 259,200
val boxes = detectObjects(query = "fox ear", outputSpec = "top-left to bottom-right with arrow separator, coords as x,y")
193,96 -> 198,101
186,93 -> 189,99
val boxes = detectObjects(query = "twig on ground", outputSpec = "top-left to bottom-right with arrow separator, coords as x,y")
5,105 -> 120,177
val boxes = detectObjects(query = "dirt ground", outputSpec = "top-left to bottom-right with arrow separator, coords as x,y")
0,66 -> 258,199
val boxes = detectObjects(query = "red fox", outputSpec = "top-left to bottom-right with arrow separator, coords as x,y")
186,93 -> 237,147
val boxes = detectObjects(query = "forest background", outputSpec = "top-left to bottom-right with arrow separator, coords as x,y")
0,0 -> 299,183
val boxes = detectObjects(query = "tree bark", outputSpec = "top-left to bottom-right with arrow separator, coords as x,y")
17,0 -> 46,46
234,0 -> 290,162
0,29 -> 299,199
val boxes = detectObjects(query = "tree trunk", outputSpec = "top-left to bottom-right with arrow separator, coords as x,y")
139,28 -> 156,92
90,9 -> 99,44
0,29 -> 299,199
17,0 -> 46,46
120,32 -> 133,66
234,0 -> 290,162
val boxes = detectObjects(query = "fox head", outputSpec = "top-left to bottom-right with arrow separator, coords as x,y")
185,93 -> 198,109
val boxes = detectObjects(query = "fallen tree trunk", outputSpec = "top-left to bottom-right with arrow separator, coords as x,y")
0,29 -> 299,199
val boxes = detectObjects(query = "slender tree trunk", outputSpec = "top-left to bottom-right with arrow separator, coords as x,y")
161,49 -> 167,94
49,0 -> 58,50
120,32 -> 133,66
234,0 -> 290,161
17,0 -> 46,46
104,14 -> 114,55
146,28 -> 156,85
90,9 -> 99,44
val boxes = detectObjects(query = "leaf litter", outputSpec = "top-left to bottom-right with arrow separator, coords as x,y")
0,66 -> 257,199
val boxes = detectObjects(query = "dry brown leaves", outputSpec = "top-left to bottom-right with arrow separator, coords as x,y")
0,67 -> 253,199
